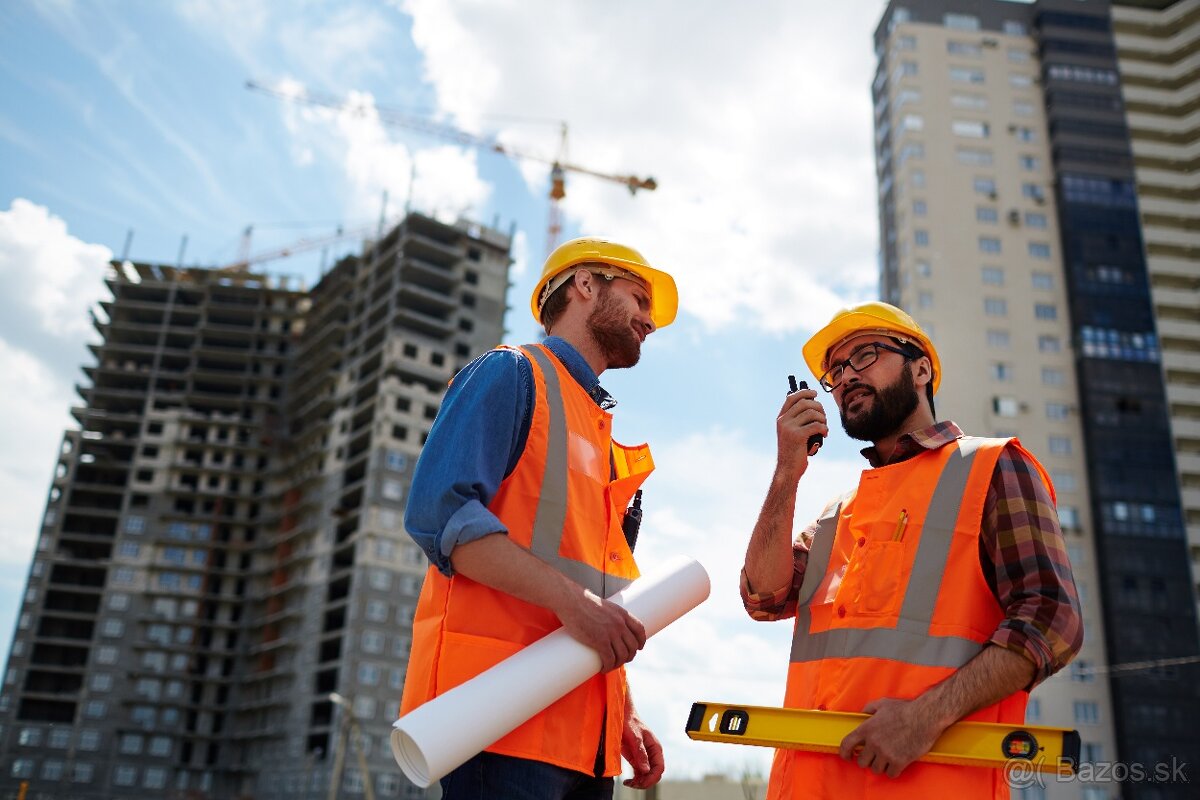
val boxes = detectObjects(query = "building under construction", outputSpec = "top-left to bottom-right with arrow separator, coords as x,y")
0,212 -> 512,799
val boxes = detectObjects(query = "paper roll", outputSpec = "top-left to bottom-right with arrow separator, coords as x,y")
390,555 -> 711,787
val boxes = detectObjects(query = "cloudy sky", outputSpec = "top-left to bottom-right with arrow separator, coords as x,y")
0,0 -> 899,780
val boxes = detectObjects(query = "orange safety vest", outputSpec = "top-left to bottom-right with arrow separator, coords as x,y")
768,436 -> 1053,800
400,343 -> 654,777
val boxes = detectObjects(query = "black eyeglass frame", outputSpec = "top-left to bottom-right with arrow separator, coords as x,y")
818,341 -> 920,392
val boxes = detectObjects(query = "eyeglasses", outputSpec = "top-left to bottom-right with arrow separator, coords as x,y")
819,342 -> 916,392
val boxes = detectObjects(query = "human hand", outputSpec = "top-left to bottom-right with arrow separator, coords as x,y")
622,706 -> 665,789
556,590 -> 647,672
775,388 -> 828,483
838,697 -> 946,779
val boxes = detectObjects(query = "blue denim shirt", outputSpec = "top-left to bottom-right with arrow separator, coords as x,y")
404,336 -> 616,577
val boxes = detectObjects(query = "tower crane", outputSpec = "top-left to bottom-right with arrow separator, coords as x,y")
245,80 -> 657,255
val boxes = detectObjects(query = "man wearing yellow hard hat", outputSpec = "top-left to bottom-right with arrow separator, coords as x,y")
741,301 -> 1082,799
401,237 -> 677,799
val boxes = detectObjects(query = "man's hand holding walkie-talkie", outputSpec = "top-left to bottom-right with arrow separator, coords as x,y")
776,374 -> 829,484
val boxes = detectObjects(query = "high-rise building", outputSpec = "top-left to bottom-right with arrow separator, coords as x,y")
872,2 -> 1199,798
1110,0 -> 1200,631
0,212 -> 512,799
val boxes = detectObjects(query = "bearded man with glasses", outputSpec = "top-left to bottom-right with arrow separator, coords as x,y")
741,301 -> 1082,800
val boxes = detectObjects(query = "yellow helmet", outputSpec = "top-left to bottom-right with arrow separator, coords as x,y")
802,301 -> 941,394
530,237 -> 678,328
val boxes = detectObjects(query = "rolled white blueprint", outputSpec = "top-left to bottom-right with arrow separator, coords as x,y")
390,555 -> 711,787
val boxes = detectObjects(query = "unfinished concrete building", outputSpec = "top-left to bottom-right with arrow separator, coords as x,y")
0,212 -> 512,799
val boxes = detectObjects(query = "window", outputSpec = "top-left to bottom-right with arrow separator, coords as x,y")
366,600 -> 388,622
1003,20 -> 1026,36
973,177 -> 996,196
359,663 -> 381,685
950,67 -> 985,84
124,515 -> 145,534
918,291 -> 933,309
914,230 -> 929,246
976,207 -> 998,224
1013,100 -> 1035,116
947,40 -> 982,57
1073,701 -> 1099,725
369,569 -> 391,591
916,260 -> 932,277
385,451 -> 406,472
48,728 -> 71,748
18,727 -> 43,746
982,267 -> 1004,286
994,397 -> 1020,417
113,567 -> 135,585
895,89 -> 921,111
1031,272 -> 1054,290
362,631 -> 385,653
119,733 -> 144,754
353,696 -> 378,719
40,760 -> 64,780
1038,335 -> 1060,353
898,142 -> 924,166
1019,155 -> 1041,171
115,766 -> 138,786
912,199 -> 926,216
1071,661 -> 1096,683
1034,303 -> 1057,320
73,763 -> 94,783
991,363 -> 1013,382
11,760 -> 34,778
101,619 -> 124,638
979,237 -> 1001,254
1007,47 -> 1030,63
951,93 -> 987,110
149,736 -> 172,756
956,148 -> 993,166
1029,243 -> 1051,259
144,768 -> 168,789
1042,368 -> 1066,386
117,541 -> 140,558
79,730 -> 101,750
1025,212 -> 1047,228
1015,127 -> 1037,142
1009,73 -> 1034,88
1022,183 -> 1044,201
944,12 -> 980,30
1046,402 -> 1071,420
109,593 -> 130,610
987,330 -> 1010,348
901,113 -> 924,131
952,120 -> 989,138
91,673 -> 113,692
381,480 -> 403,501
1049,436 -> 1072,455
984,298 -> 1007,317
1052,470 -> 1077,491
911,170 -> 926,188
390,668 -> 405,690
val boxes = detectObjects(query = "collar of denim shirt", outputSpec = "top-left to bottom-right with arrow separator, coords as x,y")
542,336 -> 617,410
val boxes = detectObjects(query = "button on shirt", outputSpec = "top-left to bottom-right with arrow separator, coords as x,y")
404,337 -> 615,577
741,421 -> 1083,687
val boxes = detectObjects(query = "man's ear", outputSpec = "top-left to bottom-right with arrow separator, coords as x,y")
569,268 -> 595,300
912,356 -> 933,388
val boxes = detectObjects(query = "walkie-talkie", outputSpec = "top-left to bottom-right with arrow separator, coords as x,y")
787,375 -> 823,456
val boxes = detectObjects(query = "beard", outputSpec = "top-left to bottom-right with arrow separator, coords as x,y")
587,285 -> 642,369
840,364 -> 919,442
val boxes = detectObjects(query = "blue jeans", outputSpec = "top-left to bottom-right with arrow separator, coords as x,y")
440,752 -> 614,800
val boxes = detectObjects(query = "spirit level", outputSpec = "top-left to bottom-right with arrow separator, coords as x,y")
685,702 -> 1079,774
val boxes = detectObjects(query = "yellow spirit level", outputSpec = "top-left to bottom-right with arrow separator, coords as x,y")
685,702 -> 1079,774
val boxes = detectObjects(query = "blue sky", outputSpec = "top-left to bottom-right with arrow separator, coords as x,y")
0,0 -> 893,779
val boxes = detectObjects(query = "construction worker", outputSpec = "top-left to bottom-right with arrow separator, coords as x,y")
742,302 -> 1082,798
401,238 -> 677,799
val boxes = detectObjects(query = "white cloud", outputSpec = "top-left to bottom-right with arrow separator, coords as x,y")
0,199 -> 111,346
404,0 -> 887,332
0,201 -> 108,566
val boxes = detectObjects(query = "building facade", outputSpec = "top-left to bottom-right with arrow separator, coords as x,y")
1111,0 -> 1200,631
0,212 -> 512,799
873,2 -> 1199,798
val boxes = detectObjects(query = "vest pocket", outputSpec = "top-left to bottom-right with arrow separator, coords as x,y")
860,540 -> 905,615
436,630 -> 525,695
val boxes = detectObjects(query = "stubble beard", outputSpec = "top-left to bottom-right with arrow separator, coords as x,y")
840,365 -> 919,442
587,286 -> 642,369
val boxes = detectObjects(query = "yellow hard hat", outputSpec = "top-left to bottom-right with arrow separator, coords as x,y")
802,301 -> 941,394
530,237 -> 678,328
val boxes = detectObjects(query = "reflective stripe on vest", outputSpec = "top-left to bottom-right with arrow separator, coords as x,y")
526,346 -> 632,599
790,437 -> 988,668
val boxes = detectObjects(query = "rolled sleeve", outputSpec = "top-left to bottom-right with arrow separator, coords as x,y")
982,442 -> 1084,689
403,349 -> 531,577
740,529 -> 813,622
